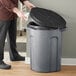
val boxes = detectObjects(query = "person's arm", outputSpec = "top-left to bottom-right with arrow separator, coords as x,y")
20,0 -> 35,10
12,7 -> 26,20
0,0 -> 26,20
24,1 -> 35,10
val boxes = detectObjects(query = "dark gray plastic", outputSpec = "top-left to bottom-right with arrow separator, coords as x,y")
27,22 -> 53,30
30,7 -> 66,29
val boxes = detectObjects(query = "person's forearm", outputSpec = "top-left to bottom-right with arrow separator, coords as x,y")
23,0 -> 29,4
23,0 -> 35,10
23,0 -> 30,7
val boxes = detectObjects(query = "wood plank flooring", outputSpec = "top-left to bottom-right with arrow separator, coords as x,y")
0,61 -> 76,76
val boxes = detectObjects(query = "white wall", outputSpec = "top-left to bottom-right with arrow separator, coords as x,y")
29,0 -> 76,58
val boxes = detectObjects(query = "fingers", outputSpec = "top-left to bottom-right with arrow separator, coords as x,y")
22,15 -> 27,21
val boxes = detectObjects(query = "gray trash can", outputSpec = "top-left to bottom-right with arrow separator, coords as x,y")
26,7 -> 66,73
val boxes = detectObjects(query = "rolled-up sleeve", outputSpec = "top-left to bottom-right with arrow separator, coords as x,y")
0,0 -> 17,12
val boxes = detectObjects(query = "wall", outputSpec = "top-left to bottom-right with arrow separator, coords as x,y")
27,0 -> 76,58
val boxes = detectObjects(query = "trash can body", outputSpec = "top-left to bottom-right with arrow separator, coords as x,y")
26,7 -> 66,73
27,24 -> 62,72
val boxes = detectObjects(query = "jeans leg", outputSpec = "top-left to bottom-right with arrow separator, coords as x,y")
7,19 -> 25,61
7,19 -> 19,58
0,21 -> 10,61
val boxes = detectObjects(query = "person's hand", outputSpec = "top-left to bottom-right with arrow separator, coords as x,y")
13,7 -> 27,20
16,10 -> 27,20
24,1 -> 35,10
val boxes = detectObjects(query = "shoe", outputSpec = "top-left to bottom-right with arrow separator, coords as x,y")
10,54 -> 25,61
0,61 -> 11,69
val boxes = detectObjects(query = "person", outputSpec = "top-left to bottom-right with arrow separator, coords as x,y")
0,0 -> 35,69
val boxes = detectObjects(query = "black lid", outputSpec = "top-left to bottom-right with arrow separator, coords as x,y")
30,7 -> 66,29
27,22 -> 52,30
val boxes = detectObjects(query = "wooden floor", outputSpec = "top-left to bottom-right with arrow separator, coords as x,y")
0,61 -> 76,76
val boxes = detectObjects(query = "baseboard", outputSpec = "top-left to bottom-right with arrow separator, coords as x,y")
61,58 -> 76,65
25,57 -> 76,65
25,57 -> 30,64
